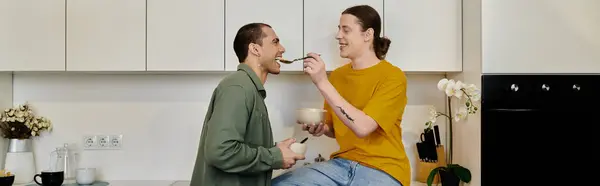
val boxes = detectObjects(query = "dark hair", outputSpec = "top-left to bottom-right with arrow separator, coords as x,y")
233,23 -> 272,63
342,5 -> 391,60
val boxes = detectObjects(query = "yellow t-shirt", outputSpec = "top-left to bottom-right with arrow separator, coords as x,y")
324,60 -> 410,186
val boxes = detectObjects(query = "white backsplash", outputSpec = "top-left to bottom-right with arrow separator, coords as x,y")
7,72 -> 447,181
0,73 -> 13,168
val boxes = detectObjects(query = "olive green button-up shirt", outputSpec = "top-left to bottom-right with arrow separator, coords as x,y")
190,63 -> 284,186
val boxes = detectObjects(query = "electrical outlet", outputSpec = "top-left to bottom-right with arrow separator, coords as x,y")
109,135 -> 123,148
83,134 -> 123,150
83,136 -> 97,149
98,135 -> 110,148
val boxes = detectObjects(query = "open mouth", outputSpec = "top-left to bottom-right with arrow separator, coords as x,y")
275,56 -> 284,67
275,56 -> 292,64
339,43 -> 348,50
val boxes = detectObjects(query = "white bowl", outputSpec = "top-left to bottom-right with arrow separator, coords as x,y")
296,108 -> 327,124
290,142 -> 307,155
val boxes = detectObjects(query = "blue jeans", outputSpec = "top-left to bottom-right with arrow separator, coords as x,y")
272,158 -> 403,186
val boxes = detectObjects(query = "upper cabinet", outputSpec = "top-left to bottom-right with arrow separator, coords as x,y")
224,0 -> 303,72
304,0 -> 384,71
66,0 -> 146,71
146,0 -> 224,71
0,0 -> 65,71
384,0 -> 462,72
0,0 -> 465,73
482,0 -> 600,74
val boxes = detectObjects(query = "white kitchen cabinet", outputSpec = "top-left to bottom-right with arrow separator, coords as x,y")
66,0 -> 146,71
304,0 -> 384,71
482,0 -> 600,74
147,0 -> 224,71
384,0 -> 462,72
225,0 -> 303,72
0,0 -> 65,71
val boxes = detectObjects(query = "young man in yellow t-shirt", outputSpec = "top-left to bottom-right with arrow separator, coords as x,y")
272,5 -> 410,186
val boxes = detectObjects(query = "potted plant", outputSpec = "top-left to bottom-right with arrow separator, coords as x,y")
0,102 -> 52,184
425,78 -> 480,186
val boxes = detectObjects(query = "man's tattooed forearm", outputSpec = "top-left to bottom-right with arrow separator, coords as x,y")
336,106 -> 354,122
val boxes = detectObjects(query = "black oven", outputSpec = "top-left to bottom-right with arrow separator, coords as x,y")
481,74 -> 600,185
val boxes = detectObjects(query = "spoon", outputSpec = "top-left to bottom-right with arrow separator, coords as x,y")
277,54 -> 321,64
277,56 -> 312,64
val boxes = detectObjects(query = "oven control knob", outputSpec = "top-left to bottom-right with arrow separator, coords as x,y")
510,84 -> 519,92
573,84 -> 581,91
542,84 -> 550,91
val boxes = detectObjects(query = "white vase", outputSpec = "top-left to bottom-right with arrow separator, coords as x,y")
4,139 -> 36,184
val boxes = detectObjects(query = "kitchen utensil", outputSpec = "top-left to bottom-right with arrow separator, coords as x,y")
419,130 -> 439,162
277,56 -> 311,64
434,125 -> 441,146
420,129 -> 436,145
277,54 -> 320,64
428,144 -> 438,162
418,134 -> 429,161
300,137 -> 308,144
416,142 -> 426,161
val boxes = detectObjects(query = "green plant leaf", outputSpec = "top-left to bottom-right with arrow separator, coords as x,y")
427,167 -> 445,186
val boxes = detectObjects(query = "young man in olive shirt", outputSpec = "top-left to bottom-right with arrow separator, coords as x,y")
190,23 -> 305,186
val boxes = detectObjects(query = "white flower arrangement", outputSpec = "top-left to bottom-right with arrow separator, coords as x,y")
425,78 -> 480,165
425,78 -> 481,130
0,103 -> 52,139
424,78 -> 480,186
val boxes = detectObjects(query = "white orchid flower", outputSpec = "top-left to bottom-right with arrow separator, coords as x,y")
437,78 -> 449,91
454,107 -> 469,121
444,79 -> 456,97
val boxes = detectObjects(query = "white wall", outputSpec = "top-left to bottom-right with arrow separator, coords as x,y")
0,73 -> 12,169
450,0 -> 482,186
12,72 -> 448,181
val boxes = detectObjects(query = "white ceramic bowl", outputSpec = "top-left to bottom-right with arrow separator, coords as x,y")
76,168 -> 96,185
296,108 -> 327,124
290,142 -> 307,155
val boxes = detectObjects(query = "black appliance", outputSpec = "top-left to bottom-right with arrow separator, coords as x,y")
481,74 -> 600,185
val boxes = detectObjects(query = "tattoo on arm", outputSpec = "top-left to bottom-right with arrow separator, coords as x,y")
336,106 -> 354,122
